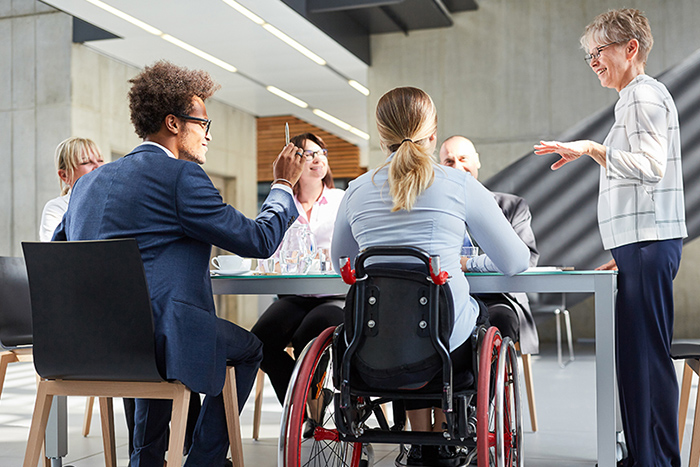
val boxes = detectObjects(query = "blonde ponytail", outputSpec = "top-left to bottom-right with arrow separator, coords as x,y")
375,87 -> 438,212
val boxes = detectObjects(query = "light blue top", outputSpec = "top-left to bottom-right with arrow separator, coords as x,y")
331,154 -> 529,349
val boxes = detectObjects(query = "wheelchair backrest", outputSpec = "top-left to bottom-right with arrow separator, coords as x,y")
340,246 -> 454,391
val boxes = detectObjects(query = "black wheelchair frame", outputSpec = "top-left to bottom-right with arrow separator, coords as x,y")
279,246 -> 522,467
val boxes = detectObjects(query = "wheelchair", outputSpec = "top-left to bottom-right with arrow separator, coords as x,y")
279,246 -> 522,467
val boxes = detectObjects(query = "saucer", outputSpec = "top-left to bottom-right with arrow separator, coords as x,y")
211,268 -> 251,276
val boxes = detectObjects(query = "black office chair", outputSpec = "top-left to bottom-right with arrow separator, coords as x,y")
527,293 -> 574,368
0,256 -> 33,385
21,239 -> 244,467
671,342 -> 700,467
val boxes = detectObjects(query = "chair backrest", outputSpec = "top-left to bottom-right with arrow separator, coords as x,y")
0,257 -> 33,349
22,239 -> 163,382
339,246 -> 454,392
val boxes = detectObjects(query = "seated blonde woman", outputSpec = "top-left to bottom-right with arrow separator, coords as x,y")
40,137 -> 104,242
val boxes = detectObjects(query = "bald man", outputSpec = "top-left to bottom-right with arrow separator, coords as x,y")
439,136 -> 540,355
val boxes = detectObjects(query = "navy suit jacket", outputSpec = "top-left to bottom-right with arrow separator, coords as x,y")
53,144 -> 297,395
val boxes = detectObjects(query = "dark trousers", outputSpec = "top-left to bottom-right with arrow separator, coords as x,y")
475,294 -> 519,344
611,239 -> 682,467
124,395 -> 200,461
130,318 -> 263,467
251,295 -> 344,404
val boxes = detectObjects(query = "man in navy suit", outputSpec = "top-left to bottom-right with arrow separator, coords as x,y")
53,61 -> 305,466
439,136 -> 540,356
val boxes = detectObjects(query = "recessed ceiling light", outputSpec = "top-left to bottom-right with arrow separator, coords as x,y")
348,80 -> 370,96
312,109 -> 352,131
349,127 -> 370,140
266,86 -> 309,108
161,34 -> 237,73
220,0 -> 264,25
262,24 -> 327,66
84,0 -> 162,35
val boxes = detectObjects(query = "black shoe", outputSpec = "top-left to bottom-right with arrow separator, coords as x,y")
434,445 -> 468,467
406,445 -> 437,466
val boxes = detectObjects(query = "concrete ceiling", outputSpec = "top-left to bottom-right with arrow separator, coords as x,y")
41,0 -> 372,150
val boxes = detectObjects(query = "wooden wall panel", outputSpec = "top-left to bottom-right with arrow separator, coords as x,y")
257,115 -> 365,182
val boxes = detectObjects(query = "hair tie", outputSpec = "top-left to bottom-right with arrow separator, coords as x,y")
401,138 -> 413,145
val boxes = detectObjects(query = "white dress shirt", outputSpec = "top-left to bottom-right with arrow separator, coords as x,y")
598,74 -> 687,249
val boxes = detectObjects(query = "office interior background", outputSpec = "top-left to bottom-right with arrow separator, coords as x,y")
2,0 -> 700,341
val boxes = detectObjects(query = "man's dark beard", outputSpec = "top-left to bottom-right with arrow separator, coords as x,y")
179,149 -> 203,164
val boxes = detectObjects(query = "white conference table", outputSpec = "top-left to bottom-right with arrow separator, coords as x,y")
211,269 -> 618,467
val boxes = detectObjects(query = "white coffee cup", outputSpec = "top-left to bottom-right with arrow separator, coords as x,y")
211,255 -> 251,272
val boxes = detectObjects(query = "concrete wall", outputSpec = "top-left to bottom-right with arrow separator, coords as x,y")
2,1 -> 260,326
1,1 -> 71,257
367,0 -> 700,341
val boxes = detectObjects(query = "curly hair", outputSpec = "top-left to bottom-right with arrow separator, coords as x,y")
128,61 -> 221,139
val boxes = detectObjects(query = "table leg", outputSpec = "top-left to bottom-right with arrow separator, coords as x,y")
595,274 -> 617,467
45,396 -> 67,465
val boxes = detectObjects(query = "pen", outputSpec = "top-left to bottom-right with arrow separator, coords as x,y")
285,122 -> 290,146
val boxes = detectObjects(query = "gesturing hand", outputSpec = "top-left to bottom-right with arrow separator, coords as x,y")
272,143 -> 305,186
534,140 -> 592,170
595,259 -> 618,271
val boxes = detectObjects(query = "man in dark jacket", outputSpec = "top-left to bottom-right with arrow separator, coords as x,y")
54,61 -> 305,467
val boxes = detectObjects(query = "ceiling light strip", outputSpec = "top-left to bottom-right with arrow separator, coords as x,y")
82,0 -> 368,140
261,24 -> 327,66
222,1 -> 370,96
161,35 -> 238,73
220,0 -> 264,25
266,86 -> 309,109
348,80 -> 370,96
84,0 -> 162,35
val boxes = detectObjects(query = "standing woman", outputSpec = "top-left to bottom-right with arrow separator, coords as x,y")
251,132 -> 346,404
535,9 -> 685,466
40,137 -> 104,241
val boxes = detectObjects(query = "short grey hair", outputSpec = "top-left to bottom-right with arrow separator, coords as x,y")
580,9 -> 654,67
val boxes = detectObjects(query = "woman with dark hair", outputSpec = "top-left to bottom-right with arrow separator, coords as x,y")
536,9 -> 685,466
251,132 -> 345,404
332,86 -> 529,466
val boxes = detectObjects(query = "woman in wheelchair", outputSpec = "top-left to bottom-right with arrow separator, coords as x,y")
323,87 -> 530,467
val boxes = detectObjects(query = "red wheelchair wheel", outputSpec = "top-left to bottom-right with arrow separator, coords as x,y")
280,326 -> 363,467
476,326 -> 502,467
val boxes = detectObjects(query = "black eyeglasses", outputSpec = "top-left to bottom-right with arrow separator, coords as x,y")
302,149 -> 328,161
584,42 -> 619,64
176,114 -> 212,134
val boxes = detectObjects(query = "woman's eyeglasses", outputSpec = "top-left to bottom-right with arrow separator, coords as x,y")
302,149 -> 328,161
584,42 -> 618,64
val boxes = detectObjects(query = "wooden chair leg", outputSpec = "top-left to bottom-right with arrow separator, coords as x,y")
98,397 -> 116,467
83,396 -> 95,437
223,366 -> 244,467
521,352 -> 538,432
689,382 -> 700,467
0,350 -> 19,396
680,362 -> 694,450
166,387 -> 191,467
23,381 -> 54,467
252,369 -> 265,440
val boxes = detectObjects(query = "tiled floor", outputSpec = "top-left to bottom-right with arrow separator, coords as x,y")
0,343 -> 696,466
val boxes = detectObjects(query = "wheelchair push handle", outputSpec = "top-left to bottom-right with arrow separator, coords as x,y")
339,256 -> 356,285
429,255 -> 449,285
